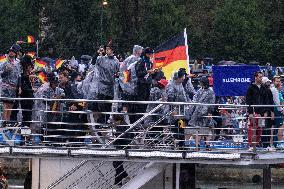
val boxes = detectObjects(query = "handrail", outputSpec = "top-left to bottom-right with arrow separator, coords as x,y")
0,96 -> 284,157
2,96 -> 284,108
47,160 -> 89,189
102,104 -> 164,148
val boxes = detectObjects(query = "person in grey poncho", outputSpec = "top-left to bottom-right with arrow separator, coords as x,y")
33,74 -> 65,140
182,69 -> 196,101
167,69 -> 188,147
120,46 -> 143,101
186,76 -> 215,148
145,79 -> 168,139
93,44 -> 120,124
0,44 -> 21,126
120,45 -> 143,123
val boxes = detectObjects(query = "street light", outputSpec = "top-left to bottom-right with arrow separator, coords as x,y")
100,0 -> 108,45
102,0 -> 108,6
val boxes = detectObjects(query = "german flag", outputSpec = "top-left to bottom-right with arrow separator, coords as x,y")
34,58 -> 47,68
26,52 -> 36,58
123,70 -> 130,83
27,36 -> 35,43
0,55 -> 7,63
38,71 -> 47,83
55,59 -> 64,69
154,28 -> 189,80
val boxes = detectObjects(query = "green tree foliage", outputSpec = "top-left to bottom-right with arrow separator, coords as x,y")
0,0 -> 39,52
0,0 -> 283,65
258,0 -> 284,65
212,0 -> 269,63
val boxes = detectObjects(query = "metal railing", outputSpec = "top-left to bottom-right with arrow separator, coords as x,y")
0,97 -> 283,159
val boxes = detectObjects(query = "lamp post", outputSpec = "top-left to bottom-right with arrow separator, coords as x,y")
100,0 -> 108,45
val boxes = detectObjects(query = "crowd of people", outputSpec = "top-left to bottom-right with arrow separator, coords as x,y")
1,42 -> 284,152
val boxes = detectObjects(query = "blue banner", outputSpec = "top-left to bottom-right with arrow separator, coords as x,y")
213,65 -> 260,96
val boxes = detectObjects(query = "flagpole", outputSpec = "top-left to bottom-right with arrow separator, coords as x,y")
36,40 -> 39,58
184,28 -> 190,71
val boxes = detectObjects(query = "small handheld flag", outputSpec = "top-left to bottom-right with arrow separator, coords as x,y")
123,70 -> 130,83
34,58 -> 47,68
38,71 -> 47,83
55,59 -> 64,69
27,36 -> 35,44
26,52 -> 36,58
0,55 -> 7,63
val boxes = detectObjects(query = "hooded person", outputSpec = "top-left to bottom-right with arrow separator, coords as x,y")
134,47 -> 155,114
79,55 -> 92,74
186,76 -> 215,149
119,45 -> 143,122
120,45 -> 143,97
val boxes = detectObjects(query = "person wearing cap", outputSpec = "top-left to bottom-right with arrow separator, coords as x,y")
0,44 -> 22,126
9,44 -> 24,123
135,47 -> 155,114
167,69 -> 188,147
94,44 -> 120,124
187,76 -> 215,150
10,43 -> 23,60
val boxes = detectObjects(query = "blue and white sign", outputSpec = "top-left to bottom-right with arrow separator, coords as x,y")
213,65 -> 260,96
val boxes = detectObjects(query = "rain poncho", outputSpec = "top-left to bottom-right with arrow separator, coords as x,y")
188,88 -> 215,127
145,87 -> 168,125
166,79 -> 188,119
184,78 -> 196,101
77,65 -> 100,100
119,55 -> 140,95
32,83 -> 65,129
0,56 -> 21,98
167,80 -> 187,103
96,55 -> 120,97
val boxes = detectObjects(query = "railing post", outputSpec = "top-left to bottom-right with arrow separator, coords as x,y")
175,163 -> 180,189
263,166 -> 271,189
252,107 -> 257,154
179,163 -> 196,189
